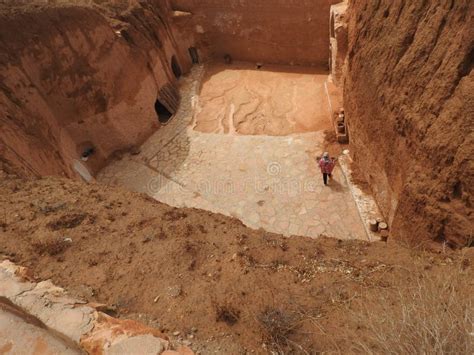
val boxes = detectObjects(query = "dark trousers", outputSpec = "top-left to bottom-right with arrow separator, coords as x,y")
323,173 -> 332,185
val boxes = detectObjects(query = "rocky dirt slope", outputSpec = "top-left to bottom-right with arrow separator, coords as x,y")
1,170 -> 472,353
345,0 -> 473,247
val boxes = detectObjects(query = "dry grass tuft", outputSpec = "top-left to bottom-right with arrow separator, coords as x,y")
46,213 -> 87,231
215,304 -> 240,326
257,307 -> 303,353
32,239 -> 70,256
352,263 -> 473,354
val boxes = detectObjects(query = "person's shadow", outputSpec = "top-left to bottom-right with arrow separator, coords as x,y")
327,175 -> 344,192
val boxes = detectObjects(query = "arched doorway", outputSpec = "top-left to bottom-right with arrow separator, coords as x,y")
171,55 -> 182,79
154,99 -> 173,124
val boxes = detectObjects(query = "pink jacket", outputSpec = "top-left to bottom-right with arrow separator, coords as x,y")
319,158 -> 335,174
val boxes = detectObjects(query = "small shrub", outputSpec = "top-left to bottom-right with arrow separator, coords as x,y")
47,213 -> 87,230
258,307 -> 301,352
163,209 -> 188,222
33,239 -> 70,256
215,304 -> 240,326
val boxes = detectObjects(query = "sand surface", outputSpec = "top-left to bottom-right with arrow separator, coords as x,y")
193,63 -> 331,136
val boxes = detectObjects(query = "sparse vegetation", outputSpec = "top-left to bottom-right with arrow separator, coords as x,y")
2,175 -> 473,353
46,213 -> 87,231
257,307 -> 303,353
163,209 -> 188,222
352,263 -> 473,354
33,238 -> 71,256
215,304 -> 240,326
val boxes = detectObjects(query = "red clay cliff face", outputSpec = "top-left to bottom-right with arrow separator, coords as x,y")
344,0 -> 474,246
0,1 -> 190,178
171,0 -> 341,67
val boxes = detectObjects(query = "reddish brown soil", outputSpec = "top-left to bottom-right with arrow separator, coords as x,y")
345,0 -> 474,247
0,1 -> 472,352
1,171 -> 472,353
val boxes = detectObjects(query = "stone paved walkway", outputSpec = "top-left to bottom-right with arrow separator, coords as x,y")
0,305 -> 80,355
98,65 -> 368,240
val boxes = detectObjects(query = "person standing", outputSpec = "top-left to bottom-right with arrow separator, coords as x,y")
319,152 -> 336,186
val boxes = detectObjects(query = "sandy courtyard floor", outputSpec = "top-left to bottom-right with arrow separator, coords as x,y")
193,63 -> 331,135
98,64 -> 368,240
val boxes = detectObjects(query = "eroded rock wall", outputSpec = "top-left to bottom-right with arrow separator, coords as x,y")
0,1 -> 190,178
345,0 -> 473,246
329,2 -> 348,86
171,0 -> 341,67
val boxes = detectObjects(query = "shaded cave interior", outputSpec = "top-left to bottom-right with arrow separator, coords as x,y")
155,99 -> 174,124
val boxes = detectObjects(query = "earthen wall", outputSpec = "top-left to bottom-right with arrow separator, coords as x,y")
171,0 -> 341,67
345,0 -> 473,246
0,1 -> 189,178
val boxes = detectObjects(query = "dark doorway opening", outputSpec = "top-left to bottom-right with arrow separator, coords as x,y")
154,100 -> 173,124
188,47 -> 199,64
171,55 -> 182,79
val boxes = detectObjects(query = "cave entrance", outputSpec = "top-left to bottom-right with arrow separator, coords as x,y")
171,55 -> 182,79
154,100 -> 173,124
